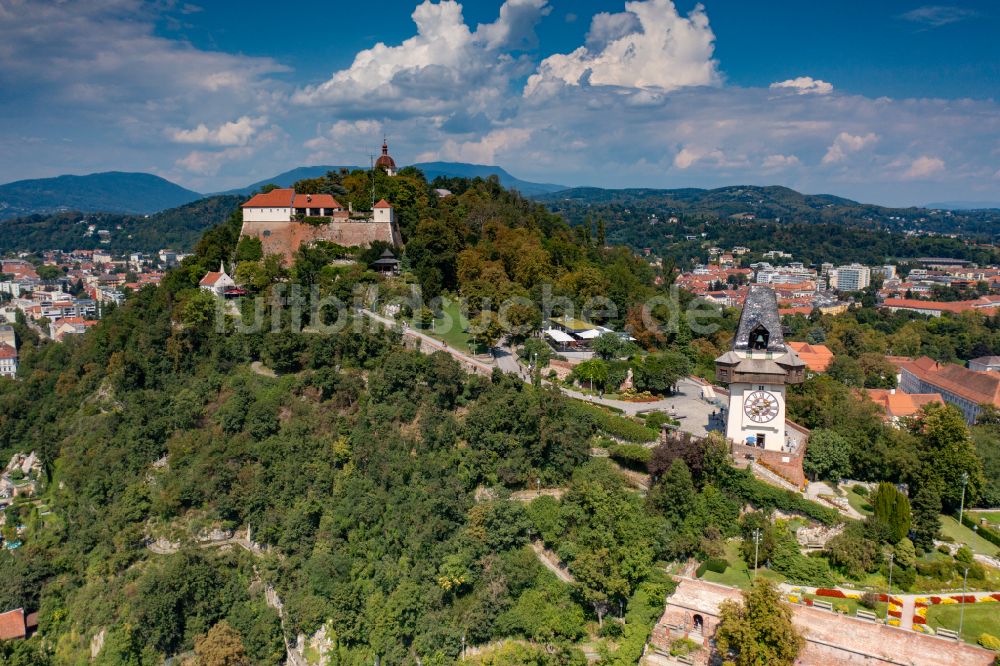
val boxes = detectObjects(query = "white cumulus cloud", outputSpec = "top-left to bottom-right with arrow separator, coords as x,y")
761,154 -> 801,170
169,116 -> 267,146
292,0 -> 548,115
524,0 -> 720,97
417,127 -> 533,164
821,131 -> 879,164
769,76 -> 833,95
902,155 -> 945,179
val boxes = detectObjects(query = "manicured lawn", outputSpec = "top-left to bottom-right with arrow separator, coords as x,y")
845,486 -> 873,517
699,541 -> 786,590
940,515 -> 1000,556
410,297 -> 477,353
925,603 -> 1000,644
968,510 -> 1000,526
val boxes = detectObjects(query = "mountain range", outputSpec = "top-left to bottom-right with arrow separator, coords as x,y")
0,164 -> 565,220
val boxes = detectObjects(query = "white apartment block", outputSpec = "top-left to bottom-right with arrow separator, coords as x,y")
830,264 -> 871,292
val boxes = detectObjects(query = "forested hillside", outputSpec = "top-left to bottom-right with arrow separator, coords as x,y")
0,172 -> 202,220
0,195 -> 242,253
0,169 -> 995,665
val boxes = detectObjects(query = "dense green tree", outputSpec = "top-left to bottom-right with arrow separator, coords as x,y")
911,482 -> 943,550
802,429 -> 852,481
869,482 -> 911,544
715,578 -> 804,666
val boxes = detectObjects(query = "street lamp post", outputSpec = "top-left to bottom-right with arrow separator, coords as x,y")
752,528 -> 762,578
885,552 -> 894,624
959,566 -> 969,640
959,471 -> 969,527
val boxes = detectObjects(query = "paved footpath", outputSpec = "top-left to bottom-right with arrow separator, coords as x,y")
360,309 -> 722,438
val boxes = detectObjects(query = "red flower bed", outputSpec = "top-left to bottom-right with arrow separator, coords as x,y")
816,588 -> 846,598
951,595 -> 976,603
889,609 -> 902,618
913,615 -> 927,625
929,596 -> 942,604
993,593 -> 1000,602
804,598 -> 813,606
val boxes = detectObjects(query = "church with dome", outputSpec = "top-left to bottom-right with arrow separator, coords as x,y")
375,139 -> 397,176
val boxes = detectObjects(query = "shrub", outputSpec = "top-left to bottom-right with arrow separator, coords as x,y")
695,558 -> 729,577
852,485 -> 869,497
599,620 -> 625,639
937,544 -> 952,555
607,443 -> 653,471
669,638 -> 700,657
568,402 -> 659,442
978,633 -> 1000,651
860,591 -> 880,609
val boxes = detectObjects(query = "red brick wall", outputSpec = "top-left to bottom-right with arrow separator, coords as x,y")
243,220 -> 401,264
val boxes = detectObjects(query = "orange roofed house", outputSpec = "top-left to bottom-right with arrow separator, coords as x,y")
0,608 -> 37,641
898,356 -> 1000,424
865,388 -> 944,426
786,341 -> 834,372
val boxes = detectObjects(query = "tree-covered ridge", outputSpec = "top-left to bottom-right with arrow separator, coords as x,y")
0,195 -> 243,253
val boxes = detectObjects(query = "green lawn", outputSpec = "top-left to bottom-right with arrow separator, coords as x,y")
968,510 -> 1000,526
845,486 -> 873,517
940,515 -> 1000,556
410,297 -> 477,354
925,603 -> 1000,644
699,541 -> 786,590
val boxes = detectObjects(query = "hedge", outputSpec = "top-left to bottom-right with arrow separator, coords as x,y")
696,558 -> 729,577
569,401 -> 659,443
607,443 -> 653,472
718,467 -> 840,525
962,513 -> 1000,548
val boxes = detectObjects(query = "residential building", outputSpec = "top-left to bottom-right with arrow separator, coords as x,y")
0,608 -> 37,641
786,341 -> 834,372
881,297 -> 1000,317
0,325 -> 14,348
864,388 -> 943,426
830,263 -> 871,292
49,317 -> 98,342
898,356 -> 1000,423
199,263 -> 236,297
969,356 -> 1000,372
0,343 -> 16,378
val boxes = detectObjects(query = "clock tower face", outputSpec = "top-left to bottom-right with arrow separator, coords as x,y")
744,390 -> 779,423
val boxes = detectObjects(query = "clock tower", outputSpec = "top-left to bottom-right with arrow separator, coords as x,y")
715,286 -> 805,451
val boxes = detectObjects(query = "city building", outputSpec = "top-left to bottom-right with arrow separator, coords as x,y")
786,341 -> 834,372
715,285 -> 805,451
830,263 -> 871,292
0,343 -> 17,379
881,297 -> 1000,317
0,607 -> 37,641
969,356 -> 1000,372
864,388 -> 943,426
898,356 -> 1000,423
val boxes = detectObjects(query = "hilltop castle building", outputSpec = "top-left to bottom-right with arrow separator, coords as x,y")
239,188 -> 402,264
375,139 -> 397,176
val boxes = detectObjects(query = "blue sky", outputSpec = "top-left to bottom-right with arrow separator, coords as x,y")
1,1 -> 999,206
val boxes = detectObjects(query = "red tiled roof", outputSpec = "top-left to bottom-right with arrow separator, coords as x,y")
0,608 -> 26,640
242,188 -> 294,208
199,271 -> 223,287
0,343 -> 16,360
292,193 -> 342,209
373,199 -> 392,209
901,356 -> 1000,407
865,389 -> 944,420
882,297 -> 1000,314
787,341 -> 834,372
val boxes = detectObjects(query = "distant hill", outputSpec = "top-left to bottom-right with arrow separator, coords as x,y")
537,184 -> 1000,240
215,166 -> 361,196
926,201 -> 1000,211
0,171 -> 202,220
411,162 -> 566,196
0,195 -> 242,254
222,162 -> 566,198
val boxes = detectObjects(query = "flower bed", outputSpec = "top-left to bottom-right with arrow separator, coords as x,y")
816,588 -> 845,598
